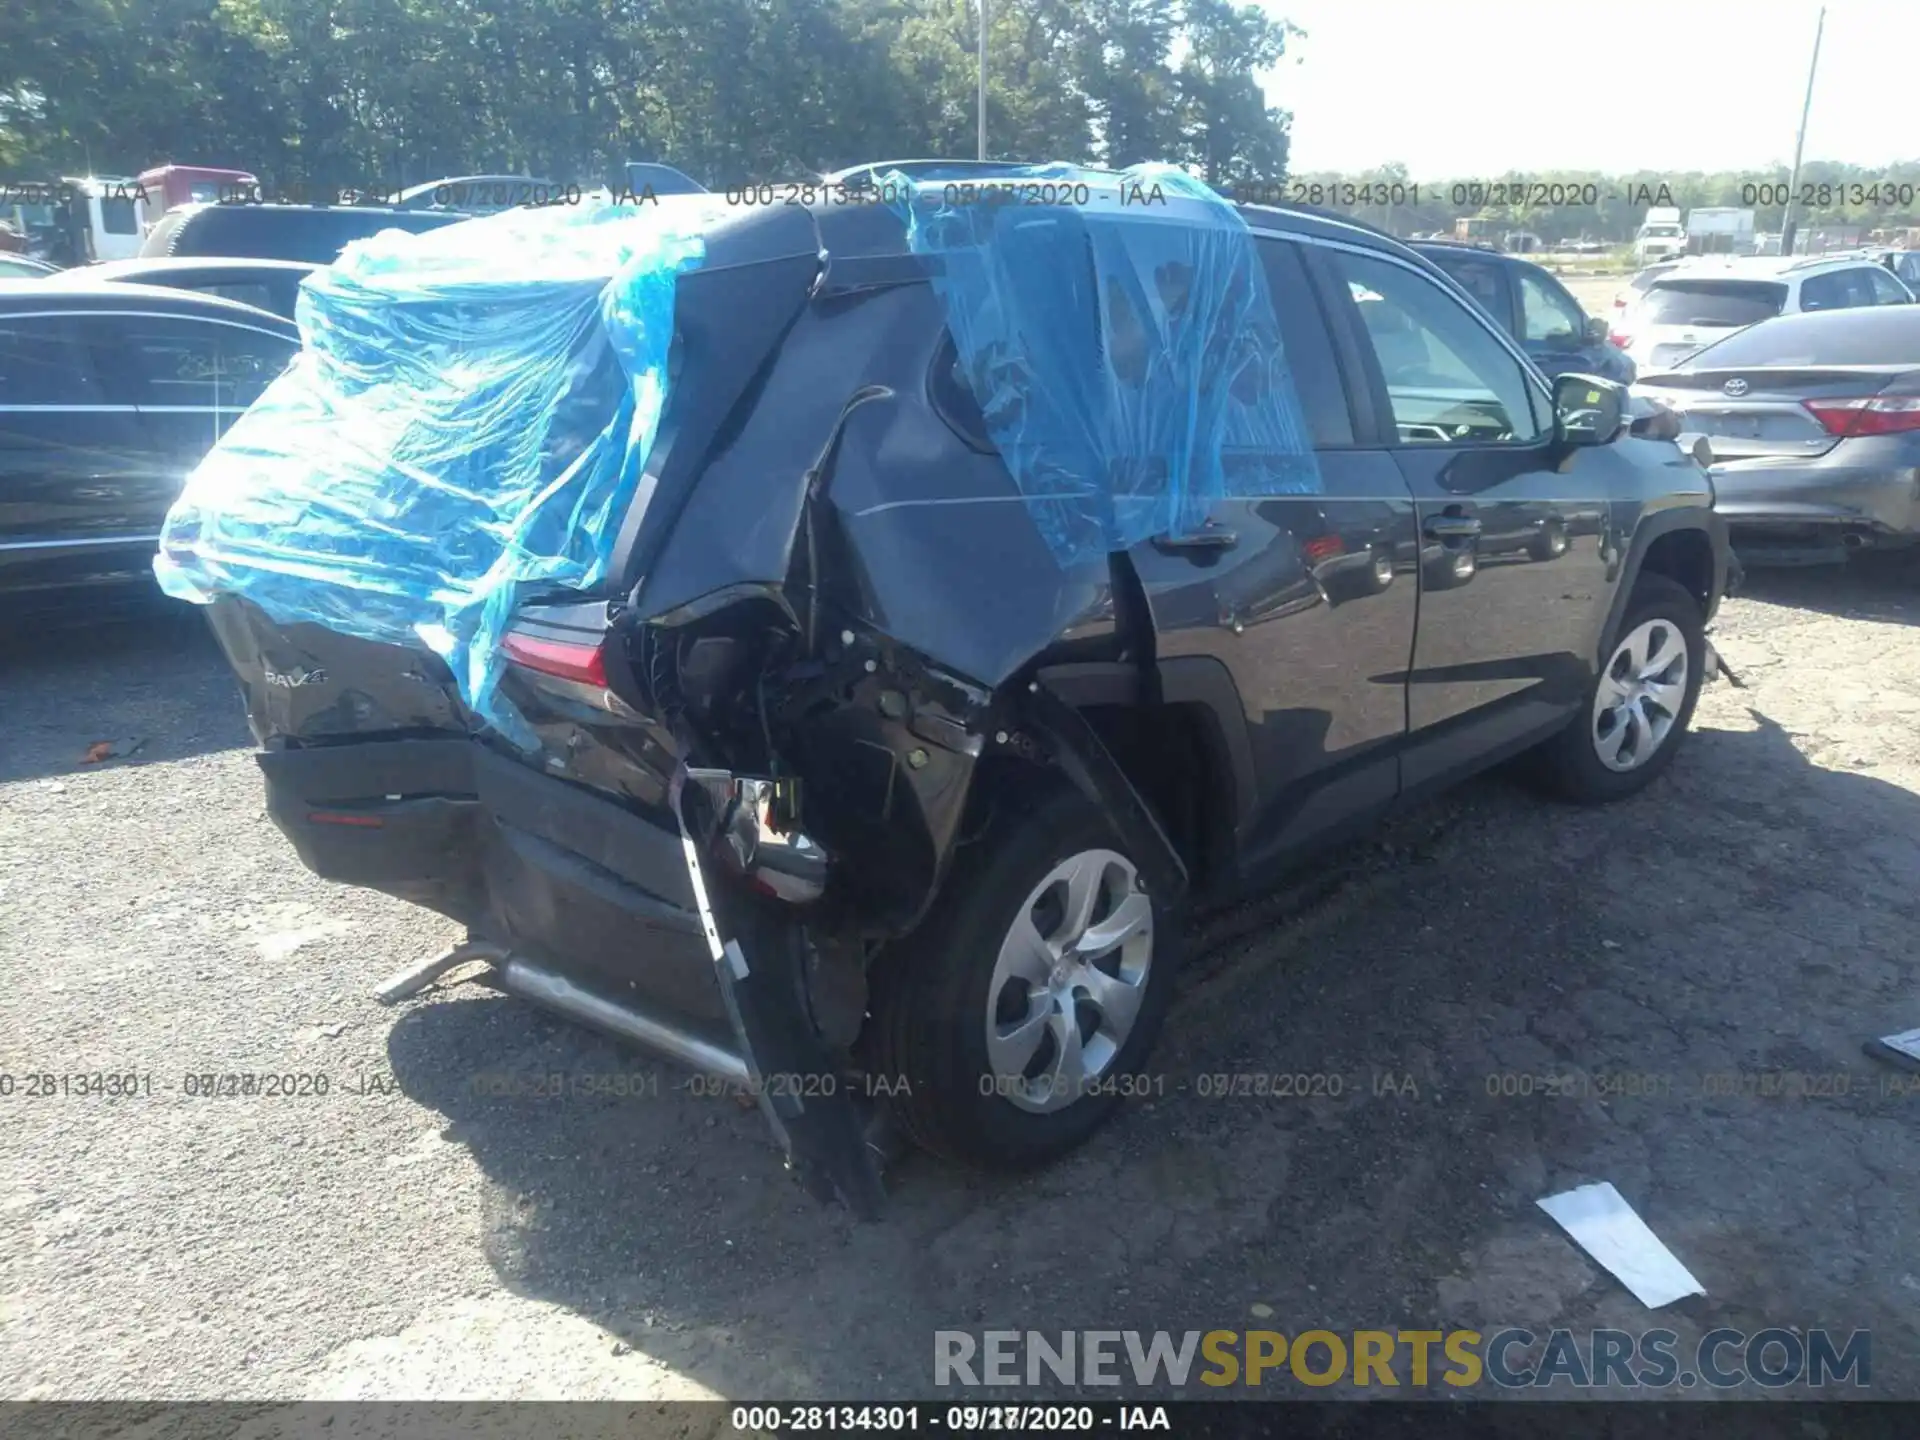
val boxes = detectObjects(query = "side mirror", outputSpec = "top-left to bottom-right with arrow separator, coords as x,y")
1553,372 -> 1627,446
1584,314 -> 1610,343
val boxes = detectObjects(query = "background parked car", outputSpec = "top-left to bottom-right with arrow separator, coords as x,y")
1618,254 -> 1915,375
0,280 -> 298,615
80,257 -> 316,321
1635,304 -> 1920,564
1611,260 -> 1684,335
140,202 -> 468,264
1412,241 -> 1635,383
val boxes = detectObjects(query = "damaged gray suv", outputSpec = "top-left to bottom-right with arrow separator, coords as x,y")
196,173 -> 1730,1213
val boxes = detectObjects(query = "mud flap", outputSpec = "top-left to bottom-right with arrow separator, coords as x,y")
670,766 -> 887,1217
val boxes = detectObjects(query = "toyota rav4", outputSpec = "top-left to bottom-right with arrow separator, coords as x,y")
177,172 -> 1731,1213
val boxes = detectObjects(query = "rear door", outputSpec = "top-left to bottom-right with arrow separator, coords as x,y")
1322,247 -> 1628,786
1127,232 -> 1420,868
0,312 -> 154,596
80,311 -> 296,522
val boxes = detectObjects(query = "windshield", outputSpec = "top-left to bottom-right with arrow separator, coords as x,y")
1642,225 -> 1683,238
1640,279 -> 1787,326
1681,307 -> 1920,368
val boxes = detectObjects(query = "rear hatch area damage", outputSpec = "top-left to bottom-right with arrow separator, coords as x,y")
168,170 -> 1303,1210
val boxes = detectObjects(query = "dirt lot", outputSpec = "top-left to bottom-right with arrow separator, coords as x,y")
3,551 -> 1919,1407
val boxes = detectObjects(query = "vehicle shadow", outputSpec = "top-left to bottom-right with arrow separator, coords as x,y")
382,700 -> 1920,1400
0,601 -> 251,782
1732,546 -> 1920,625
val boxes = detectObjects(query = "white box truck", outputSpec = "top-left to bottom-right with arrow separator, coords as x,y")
1635,206 -> 1685,262
1686,207 -> 1757,255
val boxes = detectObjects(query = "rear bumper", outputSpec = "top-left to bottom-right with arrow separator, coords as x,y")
260,736 -> 728,1030
257,735 -> 887,1214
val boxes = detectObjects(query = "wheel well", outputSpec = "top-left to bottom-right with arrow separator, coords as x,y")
1637,526 -> 1714,610
955,695 -> 1233,906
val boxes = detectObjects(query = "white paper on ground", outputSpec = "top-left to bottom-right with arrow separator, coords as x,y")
1879,1028 -> 1920,1062
1537,1181 -> 1704,1309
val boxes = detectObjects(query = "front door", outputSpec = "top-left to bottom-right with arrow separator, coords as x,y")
1320,247 -> 1628,789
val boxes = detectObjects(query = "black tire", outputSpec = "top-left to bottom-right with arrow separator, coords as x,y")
866,782 -> 1181,1170
1526,520 -> 1569,563
1528,573 -> 1705,803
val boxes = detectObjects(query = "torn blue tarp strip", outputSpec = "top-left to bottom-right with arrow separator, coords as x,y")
153,195 -> 728,743
886,162 -> 1322,568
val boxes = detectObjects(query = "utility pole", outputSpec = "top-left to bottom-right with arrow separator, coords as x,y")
978,0 -> 988,161
1778,4 -> 1826,257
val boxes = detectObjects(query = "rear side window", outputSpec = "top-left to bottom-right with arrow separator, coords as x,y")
1798,269 -> 1879,312
202,281 -> 276,313
1864,267 -> 1912,305
1640,279 -> 1787,326
1254,238 -> 1354,446
86,315 -> 294,411
1425,255 -> 1513,332
0,317 -> 105,404
1517,269 -> 1586,343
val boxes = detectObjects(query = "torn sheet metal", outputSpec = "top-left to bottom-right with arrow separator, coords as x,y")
1538,1181 -> 1704,1309
887,162 -> 1322,569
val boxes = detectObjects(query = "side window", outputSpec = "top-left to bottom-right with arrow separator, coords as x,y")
217,325 -> 297,407
1518,270 -> 1587,344
203,282 -> 276,313
1797,271 -> 1849,312
1864,266 -> 1912,305
85,315 -> 293,413
928,332 -> 994,452
1332,250 -> 1543,446
0,318 -> 105,405
100,196 -> 140,235
1432,257 -> 1513,332
1254,238 -> 1354,447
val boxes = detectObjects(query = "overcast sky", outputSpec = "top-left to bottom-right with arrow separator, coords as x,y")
1258,0 -> 1912,176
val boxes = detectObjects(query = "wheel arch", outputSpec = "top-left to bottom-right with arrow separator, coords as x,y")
1597,504 -> 1728,662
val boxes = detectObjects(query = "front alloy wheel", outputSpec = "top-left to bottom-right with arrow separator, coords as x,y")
1592,617 -> 1688,772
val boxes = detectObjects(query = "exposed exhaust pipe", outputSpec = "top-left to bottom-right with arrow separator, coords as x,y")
495,953 -> 752,1086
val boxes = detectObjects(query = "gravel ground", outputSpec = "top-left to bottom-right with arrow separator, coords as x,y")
3,553 -> 1919,1408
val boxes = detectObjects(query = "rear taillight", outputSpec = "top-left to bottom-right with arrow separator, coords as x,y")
1803,396 -> 1920,438
1302,534 -> 1344,563
500,632 -> 608,686
1609,332 -> 1632,349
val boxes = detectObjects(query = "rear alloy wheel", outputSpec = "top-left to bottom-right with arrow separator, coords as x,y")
1528,573 -> 1705,802
867,785 -> 1179,1169
985,849 -> 1154,1114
